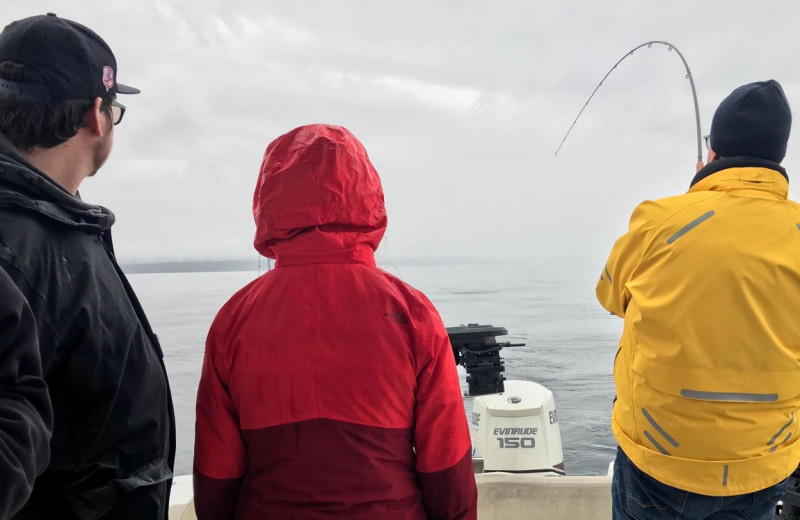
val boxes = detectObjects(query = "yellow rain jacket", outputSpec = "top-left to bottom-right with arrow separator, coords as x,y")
597,158 -> 800,496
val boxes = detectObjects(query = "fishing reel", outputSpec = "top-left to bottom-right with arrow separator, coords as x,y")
446,324 -> 524,396
777,464 -> 800,518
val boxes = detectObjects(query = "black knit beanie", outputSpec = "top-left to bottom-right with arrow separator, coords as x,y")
709,80 -> 792,163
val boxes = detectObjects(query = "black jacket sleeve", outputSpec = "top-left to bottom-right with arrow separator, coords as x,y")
0,267 -> 52,519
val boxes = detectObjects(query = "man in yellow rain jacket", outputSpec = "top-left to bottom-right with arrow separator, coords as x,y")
598,80 -> 800,519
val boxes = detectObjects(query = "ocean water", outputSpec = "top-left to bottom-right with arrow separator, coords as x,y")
128,259 -> 621,477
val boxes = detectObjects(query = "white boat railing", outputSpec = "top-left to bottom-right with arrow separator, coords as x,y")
168,472 -> 613,520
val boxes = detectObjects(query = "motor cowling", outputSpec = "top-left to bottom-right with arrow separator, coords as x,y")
471,379 -> 565,475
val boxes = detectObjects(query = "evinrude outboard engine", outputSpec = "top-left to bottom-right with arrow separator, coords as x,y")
447,324 -> 565,475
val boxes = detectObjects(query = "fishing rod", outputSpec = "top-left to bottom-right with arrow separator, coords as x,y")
257,254 -> 273,275
555,41 -> 703,171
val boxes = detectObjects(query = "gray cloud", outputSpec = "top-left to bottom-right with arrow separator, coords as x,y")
4,0 -> 800,266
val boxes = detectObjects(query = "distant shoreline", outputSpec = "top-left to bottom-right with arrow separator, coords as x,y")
120,257 -> 506,275
121,260 -> 259,274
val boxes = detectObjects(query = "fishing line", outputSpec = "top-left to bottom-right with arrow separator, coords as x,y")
555,41 -> 703,171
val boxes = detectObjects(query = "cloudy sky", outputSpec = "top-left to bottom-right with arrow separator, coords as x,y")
5,1 -> 800,267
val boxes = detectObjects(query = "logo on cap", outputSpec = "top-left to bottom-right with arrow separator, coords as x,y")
102,66 -> 115,91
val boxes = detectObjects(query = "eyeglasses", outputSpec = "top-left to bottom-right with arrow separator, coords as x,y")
110,99 -> 126,125
703,134 -> 710,150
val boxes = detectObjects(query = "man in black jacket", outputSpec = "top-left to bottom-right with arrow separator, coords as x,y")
0,14 -> 175,519
0,266 -> 51,519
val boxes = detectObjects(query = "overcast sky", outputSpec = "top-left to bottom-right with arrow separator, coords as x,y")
5,1 -> 800,268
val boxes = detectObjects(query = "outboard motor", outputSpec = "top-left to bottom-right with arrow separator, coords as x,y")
447,324 -> 565,475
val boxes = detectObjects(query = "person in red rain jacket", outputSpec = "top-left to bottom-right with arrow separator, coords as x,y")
193,124 -> 477,520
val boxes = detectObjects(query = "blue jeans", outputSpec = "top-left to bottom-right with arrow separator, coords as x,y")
612,447 -> 788,519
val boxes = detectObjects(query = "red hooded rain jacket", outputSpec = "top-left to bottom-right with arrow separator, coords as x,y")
193,124 -> 477,520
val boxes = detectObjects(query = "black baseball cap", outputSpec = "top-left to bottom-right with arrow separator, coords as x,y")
0,13 -> 139,101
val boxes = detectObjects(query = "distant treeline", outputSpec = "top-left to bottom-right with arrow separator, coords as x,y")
121,260 -> 259,274
121,256 -> 497,275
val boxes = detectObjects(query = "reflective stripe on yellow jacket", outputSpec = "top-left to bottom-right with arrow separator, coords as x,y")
597,159 -> 800,496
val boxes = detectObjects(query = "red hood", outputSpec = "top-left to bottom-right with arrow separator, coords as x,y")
253,124 -> 387,265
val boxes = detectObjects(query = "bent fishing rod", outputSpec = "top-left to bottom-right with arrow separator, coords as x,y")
555,41 -> 703,171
